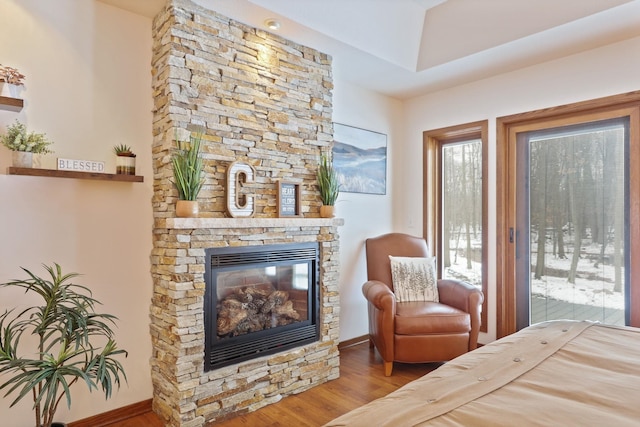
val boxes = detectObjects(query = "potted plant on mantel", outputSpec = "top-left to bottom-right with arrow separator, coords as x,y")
172,131 -> 204,218
0,263 -> 128,427
0,119 -> 54,168
0,64 -> 25,98
317,151 -> 340,218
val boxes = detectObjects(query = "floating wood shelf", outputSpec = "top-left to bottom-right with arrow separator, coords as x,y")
7,167 -> 144,182
0,95 -> 24,111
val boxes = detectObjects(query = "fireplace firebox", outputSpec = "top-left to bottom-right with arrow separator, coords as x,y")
204,242 -> 320,371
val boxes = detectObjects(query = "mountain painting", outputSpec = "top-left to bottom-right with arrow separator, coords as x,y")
332,123 -> 387,195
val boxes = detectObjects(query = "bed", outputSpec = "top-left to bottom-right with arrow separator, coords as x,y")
325,320 -> 640,426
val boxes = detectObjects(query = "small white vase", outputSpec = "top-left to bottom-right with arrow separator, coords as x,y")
0,82 -> 23,98
12,151 -> 33,168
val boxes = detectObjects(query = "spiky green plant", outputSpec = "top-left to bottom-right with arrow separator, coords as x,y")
172,132 -> 204,201
317,152 -> 339,206
113,144 -> 135,157
0,264 -> 127,427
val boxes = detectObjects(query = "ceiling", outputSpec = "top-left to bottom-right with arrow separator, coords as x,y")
98,0 -> 640,99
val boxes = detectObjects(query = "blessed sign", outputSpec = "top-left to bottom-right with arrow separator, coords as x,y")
57,158 -> 105,173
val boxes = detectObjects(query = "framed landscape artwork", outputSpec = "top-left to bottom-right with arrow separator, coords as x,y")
332,123 -> 387,195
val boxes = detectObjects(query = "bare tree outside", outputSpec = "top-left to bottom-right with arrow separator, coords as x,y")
526,120 -> 627,325
442,139 -> 482,288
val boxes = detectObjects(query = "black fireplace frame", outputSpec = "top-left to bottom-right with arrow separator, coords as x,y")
204,242 -> 320,371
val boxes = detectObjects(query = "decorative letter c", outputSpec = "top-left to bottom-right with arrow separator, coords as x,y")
226,161 -> 256,218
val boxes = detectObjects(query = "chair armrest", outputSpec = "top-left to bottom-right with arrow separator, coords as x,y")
437,279 -> 483,311
362,280 -> 396,363
362,280 -> 395,312
437,279 -> 484,349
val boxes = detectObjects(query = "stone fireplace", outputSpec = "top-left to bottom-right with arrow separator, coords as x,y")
151,219 -> 341,425
149,1 -> 340,425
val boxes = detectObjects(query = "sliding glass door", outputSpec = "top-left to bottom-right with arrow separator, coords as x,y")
514,118 -> 629,330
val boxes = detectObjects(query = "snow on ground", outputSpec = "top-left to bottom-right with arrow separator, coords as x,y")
531,245 -> 624,309
445,242 -> 625,310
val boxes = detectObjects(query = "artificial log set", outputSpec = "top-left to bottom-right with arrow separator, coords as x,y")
217,286 -> 304,337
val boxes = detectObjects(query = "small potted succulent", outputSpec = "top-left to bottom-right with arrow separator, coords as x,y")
172,131 -> 204,217
113,143 -> 136,175
0,119 -> 54,168
0,64 -> 25,98
316,151 -> 340,218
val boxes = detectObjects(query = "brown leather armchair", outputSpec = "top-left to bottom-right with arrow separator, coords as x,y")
363,233 -> 483,376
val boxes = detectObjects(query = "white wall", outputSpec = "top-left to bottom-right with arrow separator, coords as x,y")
400,35 -> 640,342
332,80 -> 403,342
0,1 -> 154,424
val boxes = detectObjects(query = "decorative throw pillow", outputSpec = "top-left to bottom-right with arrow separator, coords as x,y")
389,256 -> 439,303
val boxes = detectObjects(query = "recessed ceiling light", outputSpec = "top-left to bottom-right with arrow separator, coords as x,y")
264,19 -> 281,31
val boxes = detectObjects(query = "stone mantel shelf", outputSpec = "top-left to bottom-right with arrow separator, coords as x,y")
160,217 -> 344,229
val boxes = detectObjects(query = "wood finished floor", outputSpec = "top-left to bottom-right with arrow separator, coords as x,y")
106,342 -> 438,426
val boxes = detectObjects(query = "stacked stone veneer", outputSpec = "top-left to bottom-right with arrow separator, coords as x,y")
150,1 -> 339,426
150,219 -> 341,425
151,0 -> 333,218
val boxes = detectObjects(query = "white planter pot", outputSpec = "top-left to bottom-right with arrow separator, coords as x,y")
116,155 -> 136,175
12,151 -> 33,168
0,82 -> 23,98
